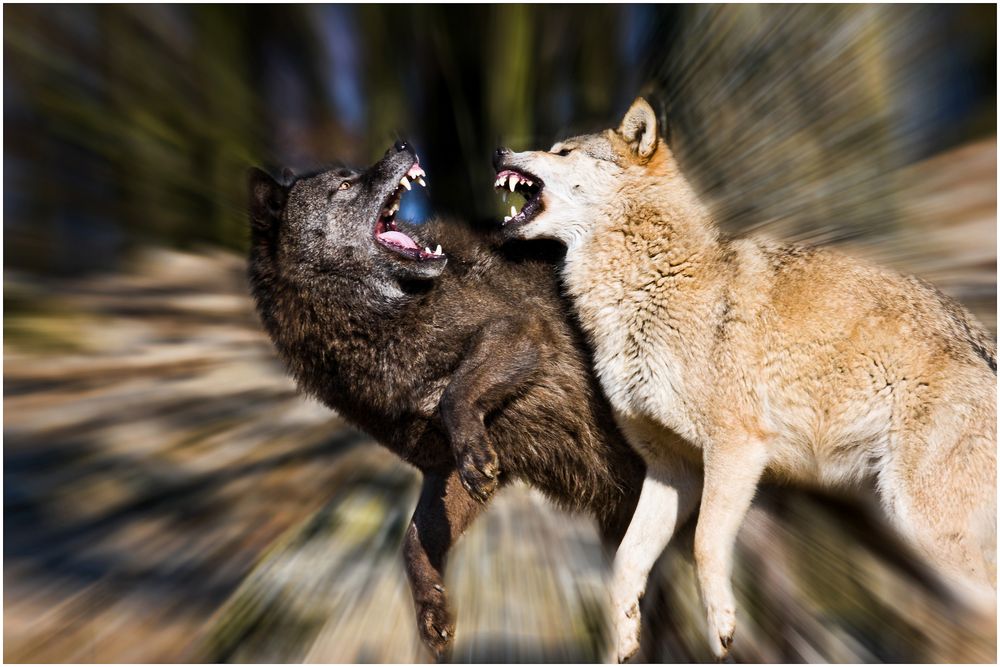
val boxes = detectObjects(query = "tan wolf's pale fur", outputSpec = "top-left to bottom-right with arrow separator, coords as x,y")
495,98 -> 997,661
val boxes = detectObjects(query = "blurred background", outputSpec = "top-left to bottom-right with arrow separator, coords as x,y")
4,4 -> 996,663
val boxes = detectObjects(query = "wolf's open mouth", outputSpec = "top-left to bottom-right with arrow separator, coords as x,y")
494,167 -> 543,227
374,159 -> 445,261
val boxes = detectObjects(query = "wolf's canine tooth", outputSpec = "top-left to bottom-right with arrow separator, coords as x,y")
400,176 -> 411,190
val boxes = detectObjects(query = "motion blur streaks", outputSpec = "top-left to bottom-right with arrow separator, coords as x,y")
3,4 -> 996,664
4,247 -> 995,663
5,252 -> 352,661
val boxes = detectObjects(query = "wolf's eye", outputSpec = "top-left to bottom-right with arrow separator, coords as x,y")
556,148 -> 573,156
338,181 -> 353,190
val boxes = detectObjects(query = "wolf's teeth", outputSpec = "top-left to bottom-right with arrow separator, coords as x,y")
495,175 -> 507,188
504,216 -> 512,222
510,205 -> 517,217
425,247 -> 432,254
434,244 -> 442,255
416,176 -> 426,187
508,176 -> 518,192
400,176 -> 411,190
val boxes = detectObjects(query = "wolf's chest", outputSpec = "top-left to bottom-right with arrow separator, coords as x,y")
573,292 -> 693,439
592,327 -> 692,431
564,243 -> 701,432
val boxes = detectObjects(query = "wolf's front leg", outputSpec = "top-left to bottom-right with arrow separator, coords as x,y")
403,468 -> 485,661
610,455 -> 701,663
439,317 -> 540,502
694,435 -> 768,660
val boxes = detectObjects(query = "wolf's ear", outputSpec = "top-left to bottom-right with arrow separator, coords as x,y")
248,167 -> 287,230
618,97 -> 658,160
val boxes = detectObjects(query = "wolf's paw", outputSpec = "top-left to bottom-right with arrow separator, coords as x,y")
417,598 -> 455,662
458,447 -> 499,503
615,600 -> 642,663
705,601 -> 736,661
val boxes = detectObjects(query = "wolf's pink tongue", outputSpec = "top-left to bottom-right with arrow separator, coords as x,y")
378,230 -> 419,250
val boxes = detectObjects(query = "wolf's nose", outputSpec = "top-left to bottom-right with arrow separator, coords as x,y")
493,147 -> 510,170
394,140 -> 410,153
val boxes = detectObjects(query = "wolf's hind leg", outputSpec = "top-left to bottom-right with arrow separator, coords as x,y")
610,449 -> 701,663
403,467 -> 485,661
882,414 -> 997,603
694,434 -> 769,660
439,317 -> 541,502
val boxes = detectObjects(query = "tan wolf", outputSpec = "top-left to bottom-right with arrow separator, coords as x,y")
492,98 -> 997,660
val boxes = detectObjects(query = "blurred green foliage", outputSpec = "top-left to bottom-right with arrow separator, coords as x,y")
3,5 -> 996,275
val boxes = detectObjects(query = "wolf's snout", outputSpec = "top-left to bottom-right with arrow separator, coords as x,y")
492,147 -> 510,171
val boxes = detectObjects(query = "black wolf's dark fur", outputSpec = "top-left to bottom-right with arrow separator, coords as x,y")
247,146 -> 644,659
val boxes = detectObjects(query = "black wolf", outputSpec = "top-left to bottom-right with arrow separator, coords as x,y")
247,141 -> 645,659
